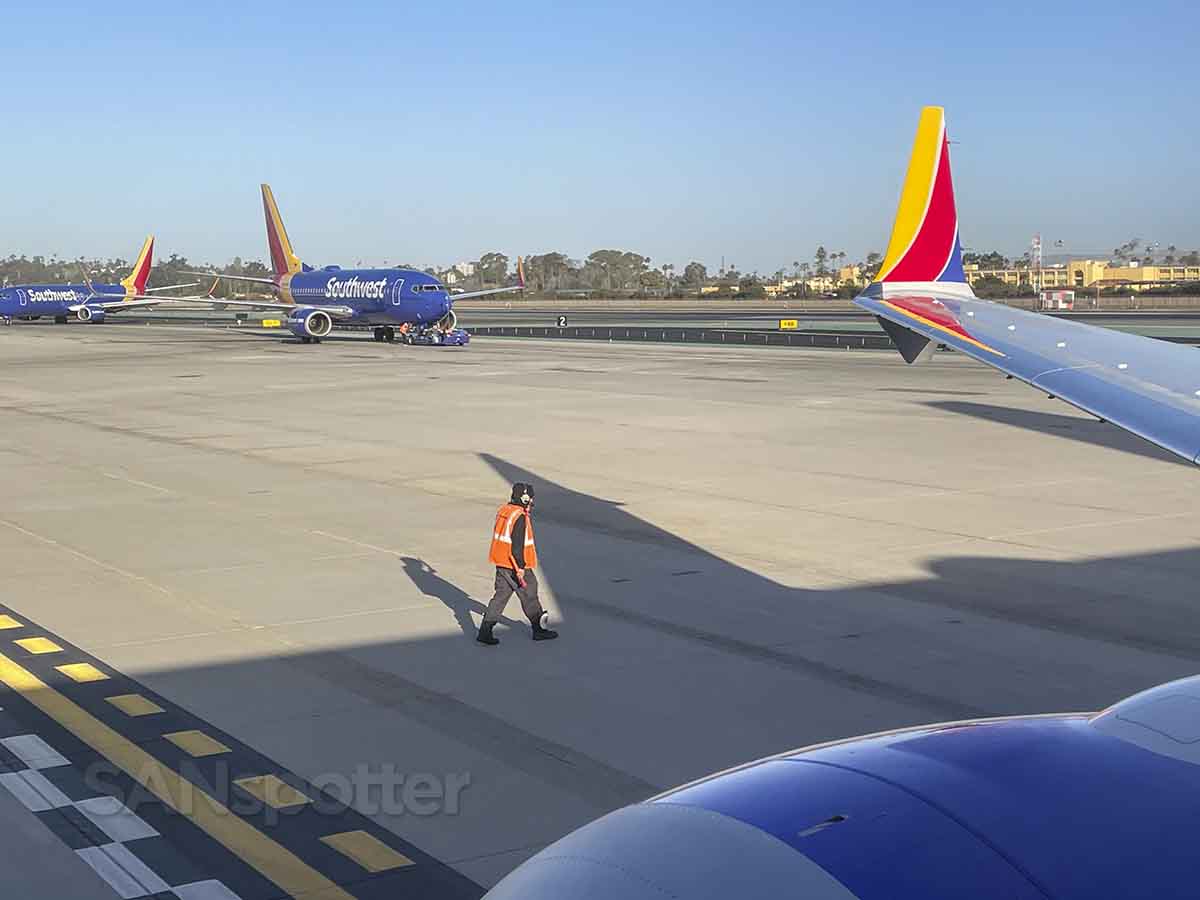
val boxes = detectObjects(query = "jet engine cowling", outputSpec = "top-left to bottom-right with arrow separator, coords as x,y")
287,308 -> 333,339
76,306 -> 106,324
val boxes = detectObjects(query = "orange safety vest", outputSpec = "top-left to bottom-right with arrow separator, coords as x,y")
488,503 -> 538,569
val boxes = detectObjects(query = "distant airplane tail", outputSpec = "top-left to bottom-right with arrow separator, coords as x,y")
868,106 -> 973,299
261,184 -> 304,282
119,236 -> 154,297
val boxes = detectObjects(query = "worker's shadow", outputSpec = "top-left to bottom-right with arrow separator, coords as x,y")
400,557 -> 523,638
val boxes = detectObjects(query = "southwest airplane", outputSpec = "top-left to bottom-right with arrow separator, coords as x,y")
187,185 -> 525,344
858,106 -> 1200,465
0,237 -> 188,325
480,110 -> 1200,900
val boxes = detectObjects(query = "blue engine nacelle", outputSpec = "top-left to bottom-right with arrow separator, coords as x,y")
484,675 -> 1200,900
76,306 -> 106,324
286,308 -> 333,339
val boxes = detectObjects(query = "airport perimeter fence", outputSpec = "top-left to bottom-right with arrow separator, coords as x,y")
465,324 -> 1200,349
465,325 -> 896,349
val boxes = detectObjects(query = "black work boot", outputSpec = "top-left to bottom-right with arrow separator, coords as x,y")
477,622 -> 500,646
532,612 -> 558,641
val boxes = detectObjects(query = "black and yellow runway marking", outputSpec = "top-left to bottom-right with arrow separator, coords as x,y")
0,604 -> 482,899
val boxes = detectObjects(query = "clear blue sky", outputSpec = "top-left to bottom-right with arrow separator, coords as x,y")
2,1 -> 1196,273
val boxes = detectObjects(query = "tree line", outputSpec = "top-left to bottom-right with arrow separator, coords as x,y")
4,237 -> 1197,301
471,246 -> 881,299
0,245 -> 877,299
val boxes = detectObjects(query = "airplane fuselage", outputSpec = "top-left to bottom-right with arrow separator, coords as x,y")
0,283 -> 125,320
279,267 -> 452,326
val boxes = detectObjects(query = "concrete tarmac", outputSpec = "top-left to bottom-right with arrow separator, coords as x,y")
1,322 -> 1198,893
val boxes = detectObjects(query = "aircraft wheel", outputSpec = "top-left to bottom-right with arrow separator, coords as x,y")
54,316 -> 68,324
300,336 -> 312,344
384,326 -> 396,343
373,327 -> 384,342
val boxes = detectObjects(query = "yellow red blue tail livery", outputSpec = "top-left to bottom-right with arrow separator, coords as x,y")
873,106 -> 967,290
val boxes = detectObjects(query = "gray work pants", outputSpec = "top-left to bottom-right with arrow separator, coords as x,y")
483,568 -> 543,626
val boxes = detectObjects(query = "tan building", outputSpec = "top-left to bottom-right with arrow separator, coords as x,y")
965,259 -> 1200,292
838,265 -> 866,287
764,277 -> 805,297
757,269 -> 862,297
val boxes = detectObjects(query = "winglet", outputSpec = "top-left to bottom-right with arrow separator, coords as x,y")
120,236 -> 154,298
872,107 -> 971,296
517,256 -> 526,289
261,184 -> 303,281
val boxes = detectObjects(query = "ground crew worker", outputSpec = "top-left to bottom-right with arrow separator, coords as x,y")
478,482 -> 558,645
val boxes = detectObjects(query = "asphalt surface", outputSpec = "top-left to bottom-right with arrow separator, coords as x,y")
1,321 -> 1198,897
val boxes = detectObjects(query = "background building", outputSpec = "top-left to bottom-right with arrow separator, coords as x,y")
965,260 -> 1200,292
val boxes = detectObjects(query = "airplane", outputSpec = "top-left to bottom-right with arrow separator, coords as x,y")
484,675 -> 1200,899
857,106 -> 1200,466
0,237 -> 196,326
185,184 -> 526,345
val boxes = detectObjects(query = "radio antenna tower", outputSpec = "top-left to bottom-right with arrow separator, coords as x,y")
1031,233 -> 1043,297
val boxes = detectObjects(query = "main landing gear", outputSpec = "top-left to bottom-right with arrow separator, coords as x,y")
299,336 -> 322,344
54,315 -> 69,324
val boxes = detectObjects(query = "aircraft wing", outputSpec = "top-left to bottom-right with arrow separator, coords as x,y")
144,282 -> 201,293
448,284 -> 526,301
67,298 -> 176,312
857,293 -> 1200,465
183,271 -> 279,287
70,295 -> 355,318
151,296 -> 356,317
450,257 -> 526,301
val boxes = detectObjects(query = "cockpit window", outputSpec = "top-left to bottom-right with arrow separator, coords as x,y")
420,284 -> 444,292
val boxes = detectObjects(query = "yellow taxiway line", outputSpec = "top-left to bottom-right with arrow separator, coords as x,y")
0,649 -> 356,900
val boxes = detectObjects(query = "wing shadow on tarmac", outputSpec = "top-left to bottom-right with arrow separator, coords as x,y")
925,400 -> 1187,466
478,453 -> 1200,664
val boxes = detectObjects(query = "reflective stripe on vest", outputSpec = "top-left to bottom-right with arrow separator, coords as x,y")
489,504 -> 536,567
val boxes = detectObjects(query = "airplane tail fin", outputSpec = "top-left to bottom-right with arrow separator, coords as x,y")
869,106 -> 973,298
119,236 -> 154,296
261,184 -> 303,282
